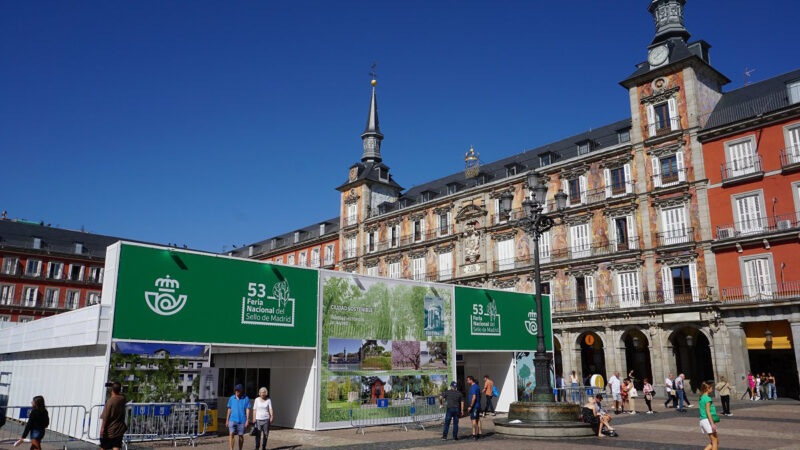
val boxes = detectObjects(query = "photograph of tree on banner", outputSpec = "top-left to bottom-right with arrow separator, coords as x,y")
360,340 -> 392,370
420,341 -> 448,370
392,341 -> 421,370
326,376 -> 360,409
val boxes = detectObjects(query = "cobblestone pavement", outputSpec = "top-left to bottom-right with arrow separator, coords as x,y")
45,397 -> 799,450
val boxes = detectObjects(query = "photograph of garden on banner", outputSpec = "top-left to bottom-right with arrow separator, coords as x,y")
319,272 -> 453,423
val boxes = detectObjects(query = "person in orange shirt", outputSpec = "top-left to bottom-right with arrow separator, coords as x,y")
482,375 -> 496,417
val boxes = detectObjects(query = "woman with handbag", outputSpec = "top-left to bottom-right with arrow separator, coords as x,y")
627,380 -> 638,415
642,378 -> 654,414
699,381 -> 720,450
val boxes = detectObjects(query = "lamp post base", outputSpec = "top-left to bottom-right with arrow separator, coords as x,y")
494,402 -> 595,439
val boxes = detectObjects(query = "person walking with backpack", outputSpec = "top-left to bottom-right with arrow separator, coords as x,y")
482,375 -> 497,416
14,396 -> 48,450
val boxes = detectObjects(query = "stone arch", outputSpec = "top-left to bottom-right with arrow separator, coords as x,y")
619,328 -> 653,388
667,325 -> 714,394
576,330 -> 607,383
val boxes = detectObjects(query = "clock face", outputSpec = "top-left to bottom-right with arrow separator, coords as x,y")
648,45 -> 669,66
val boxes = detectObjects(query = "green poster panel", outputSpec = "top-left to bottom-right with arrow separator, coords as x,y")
454,286 -> 552,352
111,243 -> 318,348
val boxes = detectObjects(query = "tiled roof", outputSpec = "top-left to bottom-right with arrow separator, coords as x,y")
703,68 -> 800,131
0,220 -> 126,259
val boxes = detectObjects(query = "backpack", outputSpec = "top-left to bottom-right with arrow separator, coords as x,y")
492,386 -> 499,397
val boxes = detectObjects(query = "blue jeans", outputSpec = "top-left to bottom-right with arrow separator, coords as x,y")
677,389 -> 685,410
768,383 -> 776,399
443,408 -> 459,438
571,383 -> 580,402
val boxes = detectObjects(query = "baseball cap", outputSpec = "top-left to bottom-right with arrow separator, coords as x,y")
235,384 -> 244,391
450,382 -> 457,388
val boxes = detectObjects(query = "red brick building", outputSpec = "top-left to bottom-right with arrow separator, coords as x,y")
699,68 -> 800,398
0,220 -> 122,325
230,217 -> 340,270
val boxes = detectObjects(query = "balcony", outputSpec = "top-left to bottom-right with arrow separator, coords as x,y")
0,293 -> 75,311
492,239 -> 640,272
342,248 -> 358,260
647,117 -> 682,139
656,227 -> 694,247
554,286 -> 714,314
721,155 -> 763,185
780,146 -> 800,172
343,215 -> 358,227
651,169 -> 686,189
715,212 -> 800,240
721,281 -> 800,304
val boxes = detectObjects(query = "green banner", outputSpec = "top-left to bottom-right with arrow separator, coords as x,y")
111,243 -> 318,348
319,272 -> 453,424
454,287 -> 552,352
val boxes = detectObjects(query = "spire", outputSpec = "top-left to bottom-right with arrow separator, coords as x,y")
361,77 -> 383,163
649,0 -> 691,45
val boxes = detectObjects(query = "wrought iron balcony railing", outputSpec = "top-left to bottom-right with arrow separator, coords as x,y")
720,281 -> 800,303
554,286 -> 714,314
656,227 -> 694,247
780,146 -> 800,169
721,154 -> 763,182
714,212 -> 800,240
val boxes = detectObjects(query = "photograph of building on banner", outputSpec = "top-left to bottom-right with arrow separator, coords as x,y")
319,272 -> 453,424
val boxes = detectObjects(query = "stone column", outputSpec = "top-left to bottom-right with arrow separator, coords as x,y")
789,321 -> 800,395
648,324 -> 665,389
727,323 -> 751,394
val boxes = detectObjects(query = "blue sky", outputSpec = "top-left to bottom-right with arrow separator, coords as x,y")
2,1 -> 798,252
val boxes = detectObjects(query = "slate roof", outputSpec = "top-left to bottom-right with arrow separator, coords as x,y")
0,220 -> 127,259
703,68 -> 800,131
336,161 -> 403,191
620,38 -> 727,88
229,216 -> 340,258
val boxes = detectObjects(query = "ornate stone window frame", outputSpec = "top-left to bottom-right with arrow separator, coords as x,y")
344,189 -> 360,205
385,253 -> 403,264
491,230 -> 517,241
364,258 -> 380,268
492,277 -> 518,290
562,213 -> 593,226
434,243 -> 455,254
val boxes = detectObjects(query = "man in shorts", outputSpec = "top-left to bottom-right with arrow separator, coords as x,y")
226,384 -> 250,450
466,376 -> 482,440
608,372 -> 622,414
100,382 -> 127,450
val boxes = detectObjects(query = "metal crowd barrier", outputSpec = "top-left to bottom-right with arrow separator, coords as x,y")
88,402 -> 208,449
0,405 -> 87,449
554,387 -> 600,405
349,397 -> 445,435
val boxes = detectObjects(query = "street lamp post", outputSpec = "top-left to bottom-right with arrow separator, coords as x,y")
501,171 -> 567,402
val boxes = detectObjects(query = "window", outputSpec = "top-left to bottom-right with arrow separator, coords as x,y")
421,191 -> 432,202
346,204 -> 358,226
324,244 -> 335,265
539,230 -> 551,263
389,224 -> 400,248
438,252 -> 452,281
2,257 -> 18,275
570,223 -> 591,258
298,251 -> 307,267
506,165 -> 518,177
496,238 -> 515,271
437,212 -> 450,236
604,164 -> 632,197
539,154 -> 551,166
413,218 -> 425,242
87,292 -> 101,306
319,223 -> 327,235
447,184 -> 457,195
68,264 -> 84,281
646,97 -> 678,136
74,242 -> 84,254
18,316 -> 33,323
287,254 -> 295,265
311,248 -> 321,267
742,256 -> 774,298
366,265 -> 378,277
44,288 -> 59,308
65,290 -> 80,309
25,259 -> 42,277
651,152 -> 685,187
575,275 -> 595,311
577,142 -> 590,155
344,237 -> 357,259
367,230 -> 377,253
670,265 -> 696,303
32,237 -> 42,249
293,232 -> 300,244
660,206 -> 688,245
562,175 -> 586,206
610,216 -> 636,251
47,262 -> 64,279
275,256 -> 283,264
785,123 -> 800,164
725,137 -> 758,179
412,257 -> 425,281
733,192 -> 765,235
788,80 -> 800,104
476,174 -> 487,186
23,287 -> 38,307
618,129 -> 630,143
0,285 -> 14,305
88,267 -> 104,283
388,262 -> 401,279
494,198 -> 509,224
617,271 -> 641,307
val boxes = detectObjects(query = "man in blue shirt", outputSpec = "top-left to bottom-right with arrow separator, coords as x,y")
466,376 -> 482,440
226,384 -> 250,450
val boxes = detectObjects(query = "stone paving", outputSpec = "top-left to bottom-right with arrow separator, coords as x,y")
46,397 -> 800,450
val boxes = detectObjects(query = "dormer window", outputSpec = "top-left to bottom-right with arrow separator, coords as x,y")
618,129 -> 630,143
538,152 -> 556,167
32,237 -> 41,249
399,198 -> 410,208
74,242 -> 83,254
476,174 -> 487,186
270,238 -> 277,249
577,141 -> 591,155
506,165 -> 517,177
789,80 -> 800,104
447,183 -> 458,195
294,231 -> 300,243
319,223 -> 326,235
377,166 -> 389,181
421,191 -> 433,202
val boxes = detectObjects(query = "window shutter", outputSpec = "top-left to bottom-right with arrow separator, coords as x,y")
562,179 -> 570,206
689,262 -> 699,302
494,199 -> 501,224
646,104 -> 656,137
651,157 -> 661,187
438,252 -> 453,280
626,215 -> 636,247
661,266 -> 674,304
788,126 -> 800,160
539,231 -> 551,261
420,218 -> 426,241
676,151 -> 686,182
668,97 -> 679,130
623,164 -> 632,194
609,217 -> 618,251
586,275 -> 595,310
603,169 -> 612,198
579,175 -> 587,204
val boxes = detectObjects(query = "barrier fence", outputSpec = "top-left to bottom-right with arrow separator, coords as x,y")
349,397 -> 445,434
554,387 -> 598,405
0,405 -> 87,449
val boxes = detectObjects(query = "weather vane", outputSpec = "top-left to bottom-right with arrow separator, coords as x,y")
369,62 -> 377,86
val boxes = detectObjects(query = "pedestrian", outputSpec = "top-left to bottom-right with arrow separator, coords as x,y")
627,378 -> 638,415
226,384 -> 250,450
555,373 -> 565,403
620,379 -> 629,413
675,373 -> 687,412
466,376 -> 482,440
746,372 -> 755,400
699,381 -> 720,450
716,376 -> 732,416
767,373 -> 777,400
760,373 -> 768,400
582,396 -> 616,437
608,372 -> 622,414
14,396 -> 48,450
642,378 -> 655,414
664,373 -> 677,408
99,382 -> 127,450
681,374 -> 693,408
755,374 -> 762,400
483,375 -> 497,415
570,370 -> 580,403
439,381 -> 464,441
251,387 -> 273,450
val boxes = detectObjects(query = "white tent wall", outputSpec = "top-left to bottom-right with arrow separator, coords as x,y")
211,349 -> 317,431
460,352 -> 516,412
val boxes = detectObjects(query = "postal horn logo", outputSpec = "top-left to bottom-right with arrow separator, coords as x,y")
145,275 -> 187,316
524,310 -> 538,336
